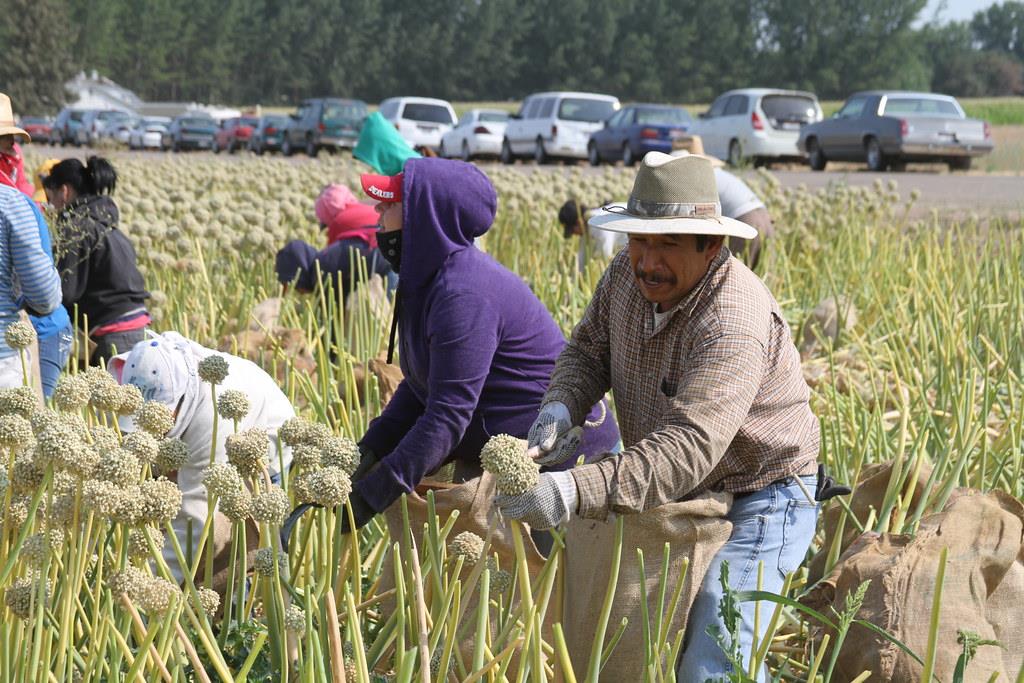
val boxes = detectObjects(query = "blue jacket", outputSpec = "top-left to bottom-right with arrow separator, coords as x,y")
356,158 -> 619,511
26,201 -> 71,340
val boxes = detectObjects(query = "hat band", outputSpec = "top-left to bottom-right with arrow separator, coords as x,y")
626,196 -> 721,219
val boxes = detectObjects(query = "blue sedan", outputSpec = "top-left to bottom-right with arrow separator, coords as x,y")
588,104 -> 694,166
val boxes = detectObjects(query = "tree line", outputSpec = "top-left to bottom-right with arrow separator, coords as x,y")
3,0 -> 1024,115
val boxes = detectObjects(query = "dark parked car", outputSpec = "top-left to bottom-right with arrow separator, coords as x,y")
215,116 -> 259,153
50,108 -> 86,145
281,98 -> 368,156
587,104 -> 693,166
248,115 -> 290,155
798,91 -> 994,172
18,117 -> 52,142
162,114 -> 217,152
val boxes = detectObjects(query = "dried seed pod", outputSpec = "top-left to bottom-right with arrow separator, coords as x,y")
480,434 -> 538,496
197,355 -> 230,385
4,320 -> 36,349
307,466 -> 351,507
251,486 -> 290,525
216,389 -> 250,421
253,547 -> 288,578
284,604 -> 306,635
320,436 -> 359,475
448,531 -> 485,568
197,587 -> 220,617
155,438 -> 189,473
135,401 -> 175,437
225,427 -> 269,479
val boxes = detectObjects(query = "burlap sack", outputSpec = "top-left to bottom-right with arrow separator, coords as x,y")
803,489 -> 1024,682
809,459 -> 934,582
377,473 -> 548,665
561,494 -> 732,681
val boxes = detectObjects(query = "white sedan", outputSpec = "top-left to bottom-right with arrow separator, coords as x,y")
439,109 -> 509,161
129,117 -> 171,150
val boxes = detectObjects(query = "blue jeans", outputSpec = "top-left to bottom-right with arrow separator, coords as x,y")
37,324 -> 74,399
677,475 -> 819,682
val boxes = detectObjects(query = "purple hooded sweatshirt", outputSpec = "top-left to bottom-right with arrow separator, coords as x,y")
356,158 -> 619,512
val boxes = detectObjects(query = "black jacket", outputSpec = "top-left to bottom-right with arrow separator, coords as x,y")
55,194 -> 149,331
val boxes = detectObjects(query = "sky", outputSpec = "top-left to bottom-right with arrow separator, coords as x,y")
921,0 -> 999,23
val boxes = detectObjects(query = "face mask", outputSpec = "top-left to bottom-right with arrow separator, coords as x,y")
378,229 -> 402,271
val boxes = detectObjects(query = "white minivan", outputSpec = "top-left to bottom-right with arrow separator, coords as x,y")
502,91 -> 620,164
379,97 -> 458,151
692,88 -> 823,167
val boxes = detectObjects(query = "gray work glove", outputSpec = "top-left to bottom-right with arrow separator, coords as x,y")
527,402 -> 581,467
494,471 -> 577,530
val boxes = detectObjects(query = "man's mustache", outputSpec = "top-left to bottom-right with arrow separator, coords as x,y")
634,267 -> 676,285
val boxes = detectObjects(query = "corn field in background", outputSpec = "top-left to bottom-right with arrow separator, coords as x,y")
2,152 -> 1022,682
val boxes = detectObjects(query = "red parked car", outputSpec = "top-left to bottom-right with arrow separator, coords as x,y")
18,117 -> 52,142
215,116 -> 259,153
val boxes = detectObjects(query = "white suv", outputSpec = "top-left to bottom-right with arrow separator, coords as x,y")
502,91 -> 619,164
379,97 -> 457,151
693,88 -> 823,167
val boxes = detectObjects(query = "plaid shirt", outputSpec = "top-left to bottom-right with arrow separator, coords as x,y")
546,247 -> 819,520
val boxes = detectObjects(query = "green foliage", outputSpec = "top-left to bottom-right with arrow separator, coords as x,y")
0,0 -> 78,114
952,630 -> 1002,683
15,0 -> 1024,112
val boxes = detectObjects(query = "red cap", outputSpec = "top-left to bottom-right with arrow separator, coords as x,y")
360,172 -> 403,203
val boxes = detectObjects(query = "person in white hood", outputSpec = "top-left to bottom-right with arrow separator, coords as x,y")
110,331 -> 295,580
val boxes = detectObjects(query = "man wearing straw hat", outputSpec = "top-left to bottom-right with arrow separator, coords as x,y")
497,151 -> 830,680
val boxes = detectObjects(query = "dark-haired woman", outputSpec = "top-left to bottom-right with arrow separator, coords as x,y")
42,157 -> 150,364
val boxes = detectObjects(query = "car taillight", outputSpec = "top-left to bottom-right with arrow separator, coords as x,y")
551,124 -> 558,138
473,126 -> 491,135
984,121 -> 991,139
266,127 -> 277,135
318,122 -> 325,132
899,119 -> 909,137
751,112 -> 764,131
640,128 -> 659,139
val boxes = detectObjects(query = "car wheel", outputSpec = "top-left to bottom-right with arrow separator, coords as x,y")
229,140 -> 237,154
622,143 -> 636,167
948,157 -> 971,172
727,139 -> 743,167
500,139 -> 514,165
534,138 -> 549,165
282,137 -> 294,157
439,141 -> 448,158
306,138 -> 317,157
806,138 -> 827,171
254,141 -> 264,156
588,143 -> 601,166
865,137 -> 885,172
172,139 -> 180,153
461,141 -> 471,162
890,160 -> 908,172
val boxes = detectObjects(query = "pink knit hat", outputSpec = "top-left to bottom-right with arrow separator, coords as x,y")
315,184 -> 360,226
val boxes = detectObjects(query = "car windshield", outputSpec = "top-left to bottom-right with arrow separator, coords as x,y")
635,107 -> 692,125
69,112 -> 85,121
761,95 -> 818,122
324,103 -> 367,123
22,117 -> 48,125
402,103 -> 454,124
882,97 -> 962,118
98,111 -> 128,121
478,111 -> 509,123
558,98 -> 617,123
181,118 -> 214,128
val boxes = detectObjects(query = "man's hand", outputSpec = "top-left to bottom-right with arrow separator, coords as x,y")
340,489 -> 377,534
527,402 -> 580,466
494,471 -> 577,530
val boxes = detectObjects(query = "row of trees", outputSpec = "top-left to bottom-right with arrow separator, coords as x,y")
3,0 -> 1024,115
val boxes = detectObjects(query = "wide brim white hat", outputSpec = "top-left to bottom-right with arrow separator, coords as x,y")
588,151 -> 756,239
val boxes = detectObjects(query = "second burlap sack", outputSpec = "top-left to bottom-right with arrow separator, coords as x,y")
803,489 -> 1024,682
561,494 -> 732,681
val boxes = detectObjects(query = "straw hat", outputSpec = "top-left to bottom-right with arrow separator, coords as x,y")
0,94 -> 30,143
588,152 -> 757,238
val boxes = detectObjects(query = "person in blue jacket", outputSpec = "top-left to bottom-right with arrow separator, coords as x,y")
343,157 -> 619,531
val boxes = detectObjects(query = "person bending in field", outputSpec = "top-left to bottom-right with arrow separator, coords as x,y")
337,157 -> 620,532
558,136 -> 775,270
43,157 -> 150,365
112,332 -> 295,581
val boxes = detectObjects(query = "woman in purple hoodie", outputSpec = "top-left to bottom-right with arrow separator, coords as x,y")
344,157 -> 619,529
